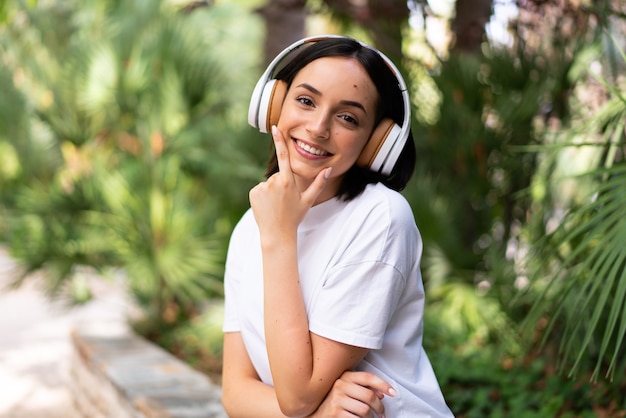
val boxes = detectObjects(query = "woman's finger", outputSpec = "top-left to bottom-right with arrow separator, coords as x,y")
300,166 -> 332,206
329,374 -> 387,418
342,371 -> 396,399
271,125 -> 293,178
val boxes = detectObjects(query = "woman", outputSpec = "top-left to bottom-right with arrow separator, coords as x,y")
222,35 -> 453,418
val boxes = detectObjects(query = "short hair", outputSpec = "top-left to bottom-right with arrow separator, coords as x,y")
264,37 -> 416,200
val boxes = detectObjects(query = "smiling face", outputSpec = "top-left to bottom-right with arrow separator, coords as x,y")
276,56 -> 379,203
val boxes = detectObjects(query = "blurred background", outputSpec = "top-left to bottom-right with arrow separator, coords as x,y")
0,0 -> 625,416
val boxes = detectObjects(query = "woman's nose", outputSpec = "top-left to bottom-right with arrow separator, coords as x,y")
306,111 -> 330,139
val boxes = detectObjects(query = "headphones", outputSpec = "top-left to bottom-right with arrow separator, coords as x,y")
248,35 -> 411,175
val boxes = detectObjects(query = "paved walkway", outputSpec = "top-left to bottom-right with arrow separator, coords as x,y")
0,246 -> 136,418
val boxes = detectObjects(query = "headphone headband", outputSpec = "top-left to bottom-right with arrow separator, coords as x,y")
248,35 -> 411,175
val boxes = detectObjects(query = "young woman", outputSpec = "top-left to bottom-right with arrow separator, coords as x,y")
222,35 -> 453,418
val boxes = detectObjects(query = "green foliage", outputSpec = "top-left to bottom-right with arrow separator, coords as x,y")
410,42 -> 547,270
145,299 -> 225,381
0,0 -> 265,327
438,355 -> 622,417
406,4 -> 626,412
520,66 -> 626,380
426,309 -> 626,417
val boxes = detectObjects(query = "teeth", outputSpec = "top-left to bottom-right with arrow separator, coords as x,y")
296,140 -> 329,156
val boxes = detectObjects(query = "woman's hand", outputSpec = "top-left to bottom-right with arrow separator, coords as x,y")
249,125 -> 331,241
311,371 -> 395,418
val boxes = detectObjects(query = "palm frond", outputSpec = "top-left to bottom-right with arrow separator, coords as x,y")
521,131 -> 626,381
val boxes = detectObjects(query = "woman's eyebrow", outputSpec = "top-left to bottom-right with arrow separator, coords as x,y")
295,83 -> 367,114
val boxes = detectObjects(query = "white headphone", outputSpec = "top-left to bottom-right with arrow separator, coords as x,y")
248,35 -> 411,175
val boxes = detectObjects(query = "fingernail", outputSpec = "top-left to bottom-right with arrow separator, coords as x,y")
324,167 -> 332,179
271,125 -> 278,135
388,387 -> 397,397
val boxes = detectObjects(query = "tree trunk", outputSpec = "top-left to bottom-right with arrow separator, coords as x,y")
256,0 -> 307,66
322,0 -> 409,64
451,0 -> 493,53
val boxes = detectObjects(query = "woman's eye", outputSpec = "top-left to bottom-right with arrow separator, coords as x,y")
296,96 -> 314,107
340,114 -> 358,126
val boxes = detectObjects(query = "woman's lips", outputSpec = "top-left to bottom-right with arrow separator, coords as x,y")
293,139 -> 332,158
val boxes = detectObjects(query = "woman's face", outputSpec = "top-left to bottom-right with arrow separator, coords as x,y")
276,56 -> 378,203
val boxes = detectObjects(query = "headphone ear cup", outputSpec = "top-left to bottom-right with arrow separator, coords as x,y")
257,79 -> 287,133
357,118 -> 397,169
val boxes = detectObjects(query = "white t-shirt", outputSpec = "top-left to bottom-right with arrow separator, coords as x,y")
223,182 -> 454,417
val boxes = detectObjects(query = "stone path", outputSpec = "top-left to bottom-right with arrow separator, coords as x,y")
0,246 -> 136,418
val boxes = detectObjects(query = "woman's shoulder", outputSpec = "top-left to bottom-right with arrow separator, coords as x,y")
359,182 -> 411,205
351,183 -> 415,225
340,184 -> 421,271
229,208 -> 258,242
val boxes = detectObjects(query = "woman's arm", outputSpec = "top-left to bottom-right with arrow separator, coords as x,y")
222,332 -> 286,417
248,127 -> 395,417
262,237 -> 371,416
222,333 -> 392,418
222,332 -> 391,418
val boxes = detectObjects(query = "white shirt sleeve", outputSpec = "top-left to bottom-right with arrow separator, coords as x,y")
222,210 -> 256,333
309,260 -> 406,348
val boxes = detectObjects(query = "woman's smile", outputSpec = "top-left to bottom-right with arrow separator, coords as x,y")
293,138 -> 332,158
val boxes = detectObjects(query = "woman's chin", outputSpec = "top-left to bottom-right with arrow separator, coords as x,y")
289,161 -> 322,180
